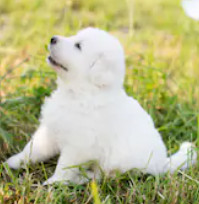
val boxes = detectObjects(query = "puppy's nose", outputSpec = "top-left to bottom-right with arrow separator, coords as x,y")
50,37 -> 57,45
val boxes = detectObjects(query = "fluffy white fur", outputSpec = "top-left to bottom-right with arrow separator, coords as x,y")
6,28 -> 197,185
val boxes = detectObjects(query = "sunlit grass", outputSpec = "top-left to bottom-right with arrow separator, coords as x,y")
0,0 -> 199,203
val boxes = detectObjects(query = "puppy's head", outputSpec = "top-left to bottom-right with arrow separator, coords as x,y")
47,28 -> 125,89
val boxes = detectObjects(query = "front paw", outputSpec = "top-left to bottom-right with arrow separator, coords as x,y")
43,176 -> 69,186
6,153 -> 23,169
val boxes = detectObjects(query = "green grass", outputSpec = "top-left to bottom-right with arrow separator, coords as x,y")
0,0 -> 199,203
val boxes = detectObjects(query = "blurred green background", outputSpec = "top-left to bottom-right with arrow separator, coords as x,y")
0,0 -> 199,203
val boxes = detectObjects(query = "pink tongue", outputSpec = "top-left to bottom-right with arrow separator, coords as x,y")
52,65 -> 60,71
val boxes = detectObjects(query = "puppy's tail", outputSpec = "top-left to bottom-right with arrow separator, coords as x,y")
163,142 -> 197,173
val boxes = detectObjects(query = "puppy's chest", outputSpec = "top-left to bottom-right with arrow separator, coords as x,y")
40,95 -> 113,147
41,96 -> 105,132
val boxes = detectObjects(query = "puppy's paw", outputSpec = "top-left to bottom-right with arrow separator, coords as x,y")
72,175 -> 89,185
42,178 -> 55,186
72,171 -> 100,185
6,153 -> 23,169
43,176 -> 68,186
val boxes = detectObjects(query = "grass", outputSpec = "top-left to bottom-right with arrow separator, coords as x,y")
0,0 -> 199,203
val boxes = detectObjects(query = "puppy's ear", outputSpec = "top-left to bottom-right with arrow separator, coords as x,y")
89,54 -> 114,88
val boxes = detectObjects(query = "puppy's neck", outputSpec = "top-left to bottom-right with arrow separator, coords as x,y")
56,77 -> 123,97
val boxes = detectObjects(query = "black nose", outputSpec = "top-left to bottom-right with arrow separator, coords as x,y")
50,37 -> 57,45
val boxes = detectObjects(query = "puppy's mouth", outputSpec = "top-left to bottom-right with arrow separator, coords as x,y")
48,56 -> 68,71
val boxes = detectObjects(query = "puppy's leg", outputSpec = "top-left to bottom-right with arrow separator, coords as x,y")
43,147 -> 90,185
71,166 -> 102,185
6,125 -> 58,169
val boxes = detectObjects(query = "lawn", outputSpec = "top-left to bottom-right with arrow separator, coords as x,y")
0,0 -> 199,203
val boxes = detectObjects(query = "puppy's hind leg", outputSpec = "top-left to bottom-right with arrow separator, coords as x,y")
6,125 -> 58,169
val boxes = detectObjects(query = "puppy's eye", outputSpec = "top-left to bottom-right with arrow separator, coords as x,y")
75,43 -> 81,50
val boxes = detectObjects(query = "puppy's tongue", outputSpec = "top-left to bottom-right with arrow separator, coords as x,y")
53,66 -> 60,71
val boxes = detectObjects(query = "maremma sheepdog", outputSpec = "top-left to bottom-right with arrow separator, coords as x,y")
6,28 -> 197,185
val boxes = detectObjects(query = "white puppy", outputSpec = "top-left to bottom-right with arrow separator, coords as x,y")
6,28 -> 197,185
